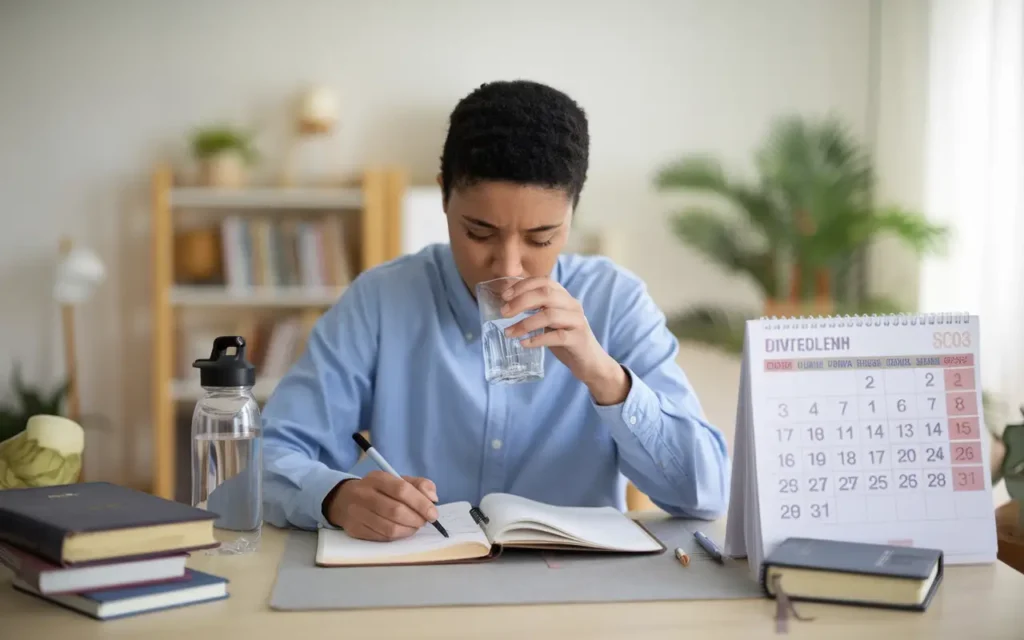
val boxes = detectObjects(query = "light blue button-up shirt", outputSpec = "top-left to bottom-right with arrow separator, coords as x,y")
261,243 -> 730,530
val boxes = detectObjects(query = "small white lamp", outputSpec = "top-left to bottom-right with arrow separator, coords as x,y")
280,84 -> 340,186
298,85 -> 339,135
53,237 -> 106,423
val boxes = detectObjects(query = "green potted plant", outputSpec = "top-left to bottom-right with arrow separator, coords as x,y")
654,114 -> 949,353
0,364 -> 68,443
190,124 -> 258,188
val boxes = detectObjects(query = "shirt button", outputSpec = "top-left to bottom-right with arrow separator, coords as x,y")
629,416 -> 637,425
491,439 -> 502,450
465,332 -> 473,341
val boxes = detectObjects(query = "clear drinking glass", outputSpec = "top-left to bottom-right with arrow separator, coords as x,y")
476,276 -> 545,384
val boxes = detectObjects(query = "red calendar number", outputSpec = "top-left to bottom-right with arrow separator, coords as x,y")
950,442 -> 982,465
944,368 -> 975,391
949,417 -> 980,440
946,391 -> 977,416
953,467 -> 985,491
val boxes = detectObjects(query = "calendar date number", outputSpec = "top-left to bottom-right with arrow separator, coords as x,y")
780,503 -> 830,519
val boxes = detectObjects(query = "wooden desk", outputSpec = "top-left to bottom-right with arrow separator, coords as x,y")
4,521 -> 1024,640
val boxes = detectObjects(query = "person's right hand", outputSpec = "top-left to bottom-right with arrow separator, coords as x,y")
324,470 -> 440,541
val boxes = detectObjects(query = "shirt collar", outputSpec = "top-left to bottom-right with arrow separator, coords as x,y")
438,244 -> 565,341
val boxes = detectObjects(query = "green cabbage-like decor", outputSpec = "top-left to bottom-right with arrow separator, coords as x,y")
0,414 -> 83,489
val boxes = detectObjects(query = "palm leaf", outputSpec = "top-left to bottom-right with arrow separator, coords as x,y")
669,209 -> 780,296
665,306 -> 756,355
851,206 -> 949,255
655,156 -> 789,242
756,115 -> 874,229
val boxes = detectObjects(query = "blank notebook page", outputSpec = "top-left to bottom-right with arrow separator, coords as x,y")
317,501 -> 489,562
479,493 -> 661,552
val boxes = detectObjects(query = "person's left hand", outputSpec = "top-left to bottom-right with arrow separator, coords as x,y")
500,276 -> 629,403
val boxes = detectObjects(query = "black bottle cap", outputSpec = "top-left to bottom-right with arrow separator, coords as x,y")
192,336 -> 256,388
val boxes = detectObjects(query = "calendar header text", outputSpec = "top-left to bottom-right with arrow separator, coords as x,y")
765,336 -> 851,353
763,353 -> 975,372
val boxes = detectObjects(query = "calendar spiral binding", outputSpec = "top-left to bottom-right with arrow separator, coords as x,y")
758,311 -> 971,331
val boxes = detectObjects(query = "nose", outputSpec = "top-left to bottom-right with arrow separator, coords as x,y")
492,239 -> 523,279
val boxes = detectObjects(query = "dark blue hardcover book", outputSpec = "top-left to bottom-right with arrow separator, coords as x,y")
0,482 -> 218,565
761,537 -> 944,611
12,568 -> 229,620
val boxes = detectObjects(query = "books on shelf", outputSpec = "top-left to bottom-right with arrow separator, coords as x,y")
220,214 -> 352,290
0,482 -> 229,619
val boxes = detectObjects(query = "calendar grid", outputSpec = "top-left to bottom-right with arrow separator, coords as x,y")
762,352 -> 987,540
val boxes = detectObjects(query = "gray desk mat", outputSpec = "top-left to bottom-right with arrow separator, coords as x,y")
269,518 -> 763,610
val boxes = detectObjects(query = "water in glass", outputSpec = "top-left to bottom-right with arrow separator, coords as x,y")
476,277 -> 545,384
482,313 -> 544,383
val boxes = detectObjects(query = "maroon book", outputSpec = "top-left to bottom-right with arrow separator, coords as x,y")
0,482 -> 218,565
0,540 -> 190,594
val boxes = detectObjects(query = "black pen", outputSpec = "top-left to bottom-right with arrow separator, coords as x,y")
351,433 -> 449,538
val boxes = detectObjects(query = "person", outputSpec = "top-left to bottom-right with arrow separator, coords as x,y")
261,79 -> 730,541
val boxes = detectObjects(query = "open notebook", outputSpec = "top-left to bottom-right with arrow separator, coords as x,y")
315,493 -> 665,567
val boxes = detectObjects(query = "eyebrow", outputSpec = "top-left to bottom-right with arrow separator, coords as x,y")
462,216 -> 562,233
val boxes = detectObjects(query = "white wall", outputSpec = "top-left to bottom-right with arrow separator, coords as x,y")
0,0 -> 882,487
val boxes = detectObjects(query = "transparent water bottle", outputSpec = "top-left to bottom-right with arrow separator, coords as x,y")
190,336 -> 262,554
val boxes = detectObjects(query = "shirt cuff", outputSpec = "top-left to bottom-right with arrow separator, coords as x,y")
304,465 -> 359,529
590,365 -> 659,438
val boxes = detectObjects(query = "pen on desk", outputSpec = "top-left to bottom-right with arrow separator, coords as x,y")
351,433 -> 449,538
693,531 -> 725,564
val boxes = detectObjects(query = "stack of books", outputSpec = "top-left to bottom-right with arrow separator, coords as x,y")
0,481 -> 228,620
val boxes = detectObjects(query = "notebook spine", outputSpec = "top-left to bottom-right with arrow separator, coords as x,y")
758,312 -> 971,330
469,506 -> 489,525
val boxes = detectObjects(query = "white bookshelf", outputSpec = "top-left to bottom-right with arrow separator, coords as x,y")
170,186 -> 363,210
170,285 -> 346,307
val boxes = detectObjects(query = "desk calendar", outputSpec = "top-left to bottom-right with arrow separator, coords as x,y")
723,313 -> 999,580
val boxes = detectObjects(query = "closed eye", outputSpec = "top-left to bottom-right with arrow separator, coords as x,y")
465,228 -> 492,242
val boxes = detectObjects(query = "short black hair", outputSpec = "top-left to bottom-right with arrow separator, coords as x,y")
440,79 -> 589,207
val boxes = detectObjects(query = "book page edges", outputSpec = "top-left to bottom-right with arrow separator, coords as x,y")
62,521 -> 217,563
494,518 -> 665,553
762,562 -> 941,607
315,540 -> 496,567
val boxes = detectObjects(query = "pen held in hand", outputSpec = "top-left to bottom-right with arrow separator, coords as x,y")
351,433 -> 449,538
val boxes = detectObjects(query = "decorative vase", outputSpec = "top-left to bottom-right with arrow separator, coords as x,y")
201,151 -> 247,188
764,264 -> 835,318
174,227 -> 222,284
